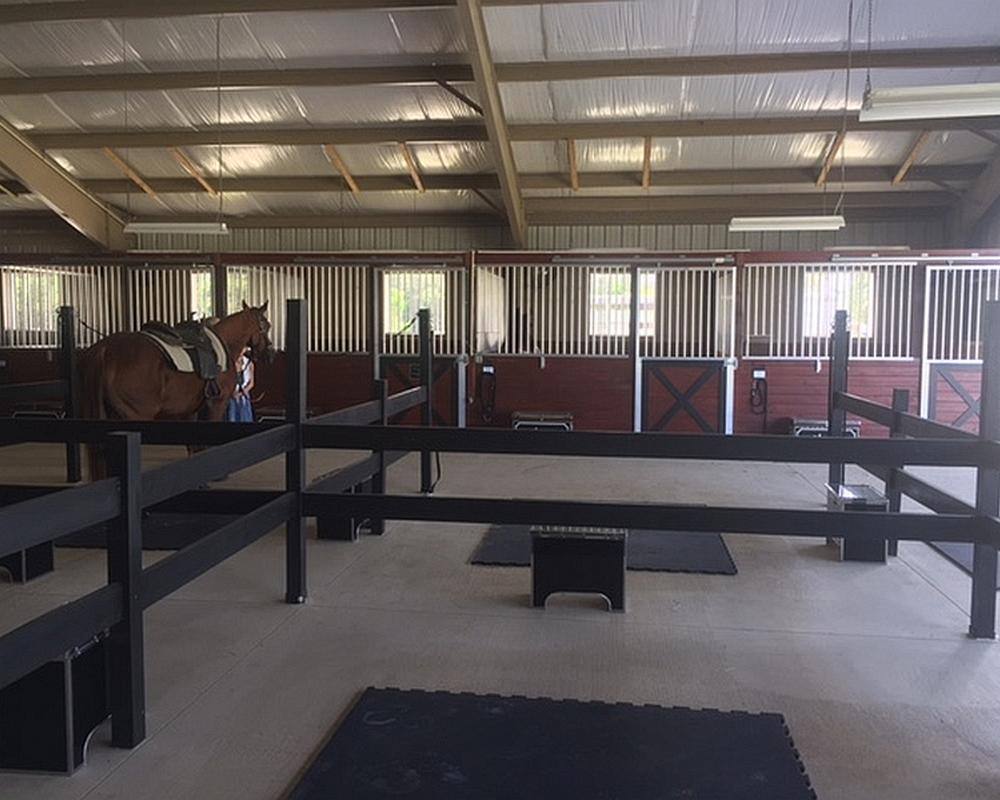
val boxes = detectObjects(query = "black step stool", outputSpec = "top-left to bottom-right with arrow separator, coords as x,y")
530,526 -> 627,611
826,483 -> 889,563
0,633 -> 109,773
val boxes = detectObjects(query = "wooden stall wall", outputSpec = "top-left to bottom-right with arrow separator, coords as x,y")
926,363 -> 982,434
733,359 -> 922,437
467,356 -> 633,431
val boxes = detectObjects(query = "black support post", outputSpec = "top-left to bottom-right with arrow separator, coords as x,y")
105,432 -> 145,748
419,308 -> 434,494
58,306 -> 81,483
827,309 -> 850,490
285,299 -> 307,604
212,255 -> 227,318
886,388 -> 910,557
370,378 -> 388,535
970,302 -> 1000,639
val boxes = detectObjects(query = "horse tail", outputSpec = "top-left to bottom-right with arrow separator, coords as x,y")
79,345 -> 107,480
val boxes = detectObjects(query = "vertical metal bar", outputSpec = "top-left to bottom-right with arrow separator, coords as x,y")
59,305 -> 81,482
629,264 -> 641,432
419,308 -> 434,494
285,298 -> 307,605
106,431 -> 146,748
369,378 -> 389,536
827,309 -> 849,490
970,301 -> 1000,639
885,387 -> 910,557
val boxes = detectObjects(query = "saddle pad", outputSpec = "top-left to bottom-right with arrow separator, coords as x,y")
140,327 -> 228,374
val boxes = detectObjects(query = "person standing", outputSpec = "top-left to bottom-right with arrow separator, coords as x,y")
226,347 -> 255,422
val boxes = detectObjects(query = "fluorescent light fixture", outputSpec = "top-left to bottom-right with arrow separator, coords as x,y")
123,221 -> 229,236
729,215 -> 846,233
859,82 -> 1000,122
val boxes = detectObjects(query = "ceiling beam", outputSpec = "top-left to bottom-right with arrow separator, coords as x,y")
641,136 -> 652,189
126,212 -> 504,229
32,124 -> 488,150
497,46 -> 1000,83
2,47 -> 994,97
567,139 -> 579,192
322,144 -> 359,193
435,80 -> 484,116
528,206 -> 949,227
892,131 -> 932,186
169,147 -> 217,196
0,65 -> 475,96
525,191 -> 953,217
507,114 -> 1000,142
0,117 -> 126,249
399,142 -> 425,192
17,163 -> 976,196
456,0 -> 527,247
0,0 -> 602,24
816,131 -> 846,187
31,114 -> 1000,151
102,147 -> 157,196
955,147 -> 1000,244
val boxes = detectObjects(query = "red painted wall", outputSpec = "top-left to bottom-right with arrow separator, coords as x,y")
0,348 -> 59,384
254,354 -> 373,416
733,359 -> 922,437
468,356 -> 633,431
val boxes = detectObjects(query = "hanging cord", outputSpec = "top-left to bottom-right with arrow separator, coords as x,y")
78,317 -> 108,340
215,16 -> 224,228
728,0 -> 739,196
834,0 -> 855,217
863,0 -> 874,107
121,21 -> 131,219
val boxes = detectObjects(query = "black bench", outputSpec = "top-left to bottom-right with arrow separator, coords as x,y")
530,526 -> 627,611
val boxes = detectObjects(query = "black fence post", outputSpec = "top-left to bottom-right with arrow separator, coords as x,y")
58,306 -> 81,483
419,308 -> 434,494
369,378 -> 389,535
970,302 -> 1000,639
106,431 -> 145,748
885,388 -> 910,557
827,309 -> 850,490
285,299 -> 307,604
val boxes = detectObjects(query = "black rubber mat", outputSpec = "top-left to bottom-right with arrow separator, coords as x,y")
57,513 -> 241,550
286,687 -> 816,800
927,542 -> 1000,590
470,524 -> 737,575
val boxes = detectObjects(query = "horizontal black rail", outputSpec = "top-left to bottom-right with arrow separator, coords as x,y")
860,463 -> 975,516
0,584 -> 123,688
0,379 -> 66,403
306,386 -> 426,427
385,386 -> 426,418
837,392 -> 979,441
307,493 -> 1000,546
302,425 -> 999,468
140,493 -> 295,608
0,478 -> 120,557
152,488 -> 285,514
140,425 -> 295,506
307,450 -> 407,495
0,418 -> 282,446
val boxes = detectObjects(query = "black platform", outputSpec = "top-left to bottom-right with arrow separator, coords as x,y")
57,512 -> 241,550
471,524 -> 737,575
286,687 -> 816,800
928,542 -> 1000,590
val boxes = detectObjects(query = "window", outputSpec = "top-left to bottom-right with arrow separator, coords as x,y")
382,270 -> 447,335
588,271 -> 655,336
190,268 -> 214,320
1,267 -> 62,346
802,269 -> 875,339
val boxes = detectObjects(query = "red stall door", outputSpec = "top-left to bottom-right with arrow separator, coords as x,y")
641,360 -> 726,433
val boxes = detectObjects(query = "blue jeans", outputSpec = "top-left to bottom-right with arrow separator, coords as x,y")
226,395 -> 253,422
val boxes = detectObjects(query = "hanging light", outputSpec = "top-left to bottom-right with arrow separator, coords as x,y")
729,215 -> 847,233
124,221 -> 229,235
859,83 -> 1000,122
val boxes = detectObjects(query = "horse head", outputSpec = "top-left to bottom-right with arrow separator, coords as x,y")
240,300 -> 276,364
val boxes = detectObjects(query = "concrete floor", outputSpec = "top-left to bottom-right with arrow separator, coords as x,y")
1,445 -> 999,800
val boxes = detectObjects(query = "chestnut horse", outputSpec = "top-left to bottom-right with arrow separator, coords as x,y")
79,302 -> 275,478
